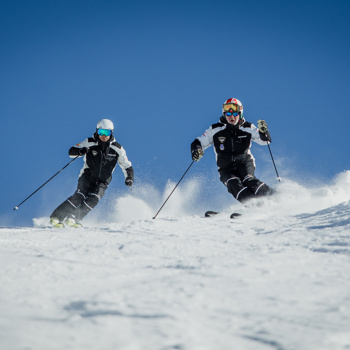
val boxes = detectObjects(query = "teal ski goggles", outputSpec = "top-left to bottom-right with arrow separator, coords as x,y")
98,129 -> 112,136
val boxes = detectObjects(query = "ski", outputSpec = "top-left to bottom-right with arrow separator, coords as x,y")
205,211 -> 219,217
204,211 -> 242,219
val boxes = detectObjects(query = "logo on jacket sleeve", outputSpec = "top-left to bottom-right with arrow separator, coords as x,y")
218,137 -> 226,150
92,150 -> 98,156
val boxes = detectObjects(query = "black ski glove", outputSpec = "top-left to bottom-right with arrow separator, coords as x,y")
125,177 -> 133,187
125,166 -> 134,187
192,148 -> 204,161
191,140 -> 204,161
79,147 -> 89,156
257,120 -> 271,142
257,120 -> 268,133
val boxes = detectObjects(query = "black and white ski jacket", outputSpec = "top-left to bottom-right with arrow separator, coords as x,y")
192,116 -> 271,173
69,133 -> 133,184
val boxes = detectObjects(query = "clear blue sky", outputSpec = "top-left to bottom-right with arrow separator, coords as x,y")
1,0 -> 349,226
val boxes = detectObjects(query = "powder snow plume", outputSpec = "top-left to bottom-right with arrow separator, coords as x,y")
91,170 -> 350,224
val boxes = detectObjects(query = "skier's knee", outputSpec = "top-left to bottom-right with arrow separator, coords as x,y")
243,175 -> 268,195
68,190 -> 86,208
243,175 -> 275,197
256,183 -> 275,197
73,194 -> 100,222
84,193 -> 100,209
226,177 -> 241,196
236,187 -> 255,203
226,177 -> 254,202
243,175 -> 259,187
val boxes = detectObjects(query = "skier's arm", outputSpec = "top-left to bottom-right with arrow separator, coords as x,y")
190,125 -> 215,161
196,126 -> 215,150
111,144 -> 133,179
68,138 -> 91,157
108,144 -> 134,187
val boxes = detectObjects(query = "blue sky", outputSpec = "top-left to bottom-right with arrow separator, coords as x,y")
1,0 -> 349,226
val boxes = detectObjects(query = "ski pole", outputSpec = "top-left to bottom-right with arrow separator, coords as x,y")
153,161 -> 194,219
13,155 -> 80,211
267,143 -> 281,182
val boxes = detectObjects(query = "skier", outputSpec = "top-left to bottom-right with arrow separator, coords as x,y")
191,98 -> 274,204
50,119 -> 134,228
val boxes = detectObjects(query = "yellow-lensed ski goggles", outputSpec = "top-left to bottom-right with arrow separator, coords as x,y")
223,103 -> 239,112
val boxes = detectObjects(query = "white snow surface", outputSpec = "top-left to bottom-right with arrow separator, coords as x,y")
1,171 -> 350,350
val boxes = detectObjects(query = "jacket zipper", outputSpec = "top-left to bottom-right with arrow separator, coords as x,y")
231,129 -> 235,163
98,149 -> 104,178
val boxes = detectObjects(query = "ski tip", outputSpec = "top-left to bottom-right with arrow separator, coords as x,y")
205,211 -> 242,219
205,211 -> 219,217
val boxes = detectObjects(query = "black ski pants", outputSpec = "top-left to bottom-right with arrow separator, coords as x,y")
50,172 -> 108,222
219,156 -> 272,203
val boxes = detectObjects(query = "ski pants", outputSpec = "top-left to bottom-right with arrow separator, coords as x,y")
219,157 -> 272,203
50,172 -> 108,222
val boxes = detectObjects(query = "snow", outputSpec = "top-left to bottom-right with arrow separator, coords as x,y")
1,172 -> 350,350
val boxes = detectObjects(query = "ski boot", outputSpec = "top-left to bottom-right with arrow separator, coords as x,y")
50,217 -> 65,228
65,215 -> 83,228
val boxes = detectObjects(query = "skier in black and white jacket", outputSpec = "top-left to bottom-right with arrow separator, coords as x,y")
191,98 -> 274,203
50,119 -> 134,228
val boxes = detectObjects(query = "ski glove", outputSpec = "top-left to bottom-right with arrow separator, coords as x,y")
79,147 -> 89,155
125,177 -> 133,187
257,120 -> 268,133
125,166 -> 134,187
192,147 -> 204,161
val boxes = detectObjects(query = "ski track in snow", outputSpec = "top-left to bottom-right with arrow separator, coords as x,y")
1,172 -> 350,350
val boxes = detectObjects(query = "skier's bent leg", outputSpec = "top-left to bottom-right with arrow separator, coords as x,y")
50,200 -> 71,222
226,177 -> 255,203
243,175 -> 274,197
74,193 -> 100,221
50,190 -> 86,222
74,182 -> 108,222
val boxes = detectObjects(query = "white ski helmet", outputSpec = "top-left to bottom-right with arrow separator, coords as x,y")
222,98 -> 243,117
97,119 -> 114,131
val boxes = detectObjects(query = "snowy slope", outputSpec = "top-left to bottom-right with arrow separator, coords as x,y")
1,172 -> 350,350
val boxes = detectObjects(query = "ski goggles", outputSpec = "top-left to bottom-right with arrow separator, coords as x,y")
223,103 -> 239,112
225,111 -> 239,117
98,129 -> 112,137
